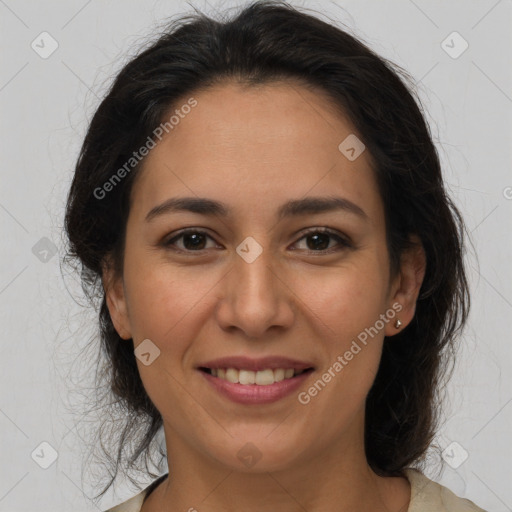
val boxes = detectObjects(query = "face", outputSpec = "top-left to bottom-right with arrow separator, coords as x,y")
104,81 -> 424,473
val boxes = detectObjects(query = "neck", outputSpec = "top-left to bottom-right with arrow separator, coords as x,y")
143,417 -> 410,512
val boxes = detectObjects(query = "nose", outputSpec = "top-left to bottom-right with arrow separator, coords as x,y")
214,248 -> 295,339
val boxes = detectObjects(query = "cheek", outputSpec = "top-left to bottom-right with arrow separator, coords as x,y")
298,259 -> 389,339
300,281 -> 386,421
296,258 -> 389,390
122,250 -> 226,367
122,251 -> 199,341
122,259 -> 211,402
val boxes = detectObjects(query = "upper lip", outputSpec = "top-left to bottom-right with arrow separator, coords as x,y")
197,356 -> 315,372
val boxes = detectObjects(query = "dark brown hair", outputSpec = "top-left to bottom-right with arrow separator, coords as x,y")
64,0 -> 470,499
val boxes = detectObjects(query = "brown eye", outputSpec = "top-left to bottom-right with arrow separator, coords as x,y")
164,229 -> 216,252
293,228 -> 351,253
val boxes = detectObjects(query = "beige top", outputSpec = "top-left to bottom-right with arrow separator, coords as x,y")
104,468 -> 488,512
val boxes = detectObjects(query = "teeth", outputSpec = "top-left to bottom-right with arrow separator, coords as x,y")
240,369 -> 256,385
225,368 -> 239,383
255,369 -> 274,385
209,367 -> 305,385
274,368 -> 285,382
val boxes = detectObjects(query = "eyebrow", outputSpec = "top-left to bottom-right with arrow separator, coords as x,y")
145,195 -> 368,222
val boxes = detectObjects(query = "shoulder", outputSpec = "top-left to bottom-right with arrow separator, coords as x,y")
404,468 -> 488,512
103,491 -> 145,512
103,474 -> 168,512
103,469 -> 488,512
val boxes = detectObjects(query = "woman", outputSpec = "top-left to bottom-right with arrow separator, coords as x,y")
64,1 -> 487,510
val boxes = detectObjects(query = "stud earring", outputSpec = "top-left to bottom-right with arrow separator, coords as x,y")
394,319 -> 402,329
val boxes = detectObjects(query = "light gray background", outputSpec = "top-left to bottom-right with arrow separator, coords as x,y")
1,0 -> 511,510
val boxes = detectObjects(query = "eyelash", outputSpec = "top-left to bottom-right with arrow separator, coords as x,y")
163,227 -> 352,255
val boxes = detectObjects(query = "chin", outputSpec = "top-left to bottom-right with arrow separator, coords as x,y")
203,436 -> 306,473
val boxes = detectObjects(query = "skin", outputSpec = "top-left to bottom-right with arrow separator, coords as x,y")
103,81 -> 426,512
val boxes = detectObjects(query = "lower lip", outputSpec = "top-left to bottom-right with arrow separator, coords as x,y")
198,369 -> 313,404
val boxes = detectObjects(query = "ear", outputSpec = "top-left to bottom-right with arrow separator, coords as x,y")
101,256 -> 132,340
385,235 -> 426,337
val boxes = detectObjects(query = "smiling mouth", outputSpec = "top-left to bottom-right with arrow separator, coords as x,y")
199,367 -> 314,385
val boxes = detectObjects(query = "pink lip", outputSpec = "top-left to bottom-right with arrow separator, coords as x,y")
197,355 -> 314,372
198,368 -> 314,405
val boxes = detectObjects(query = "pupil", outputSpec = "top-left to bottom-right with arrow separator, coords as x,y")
184,233 -> 205,250
307,233 -> 329,250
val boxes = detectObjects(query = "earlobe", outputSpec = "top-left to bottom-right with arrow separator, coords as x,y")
102,259 -> 132,340
385,236 -> 426,337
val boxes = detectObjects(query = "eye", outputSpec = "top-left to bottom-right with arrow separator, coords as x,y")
292,228 -> 351,253
163,229 -> 218,252
162,227 -> 352,255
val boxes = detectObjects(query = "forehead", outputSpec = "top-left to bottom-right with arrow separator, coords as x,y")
129,80 -> 381,221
